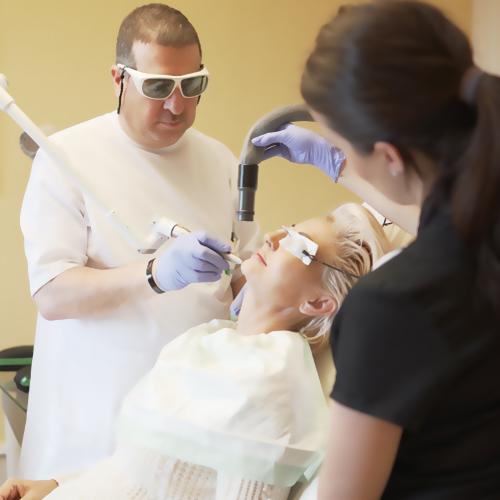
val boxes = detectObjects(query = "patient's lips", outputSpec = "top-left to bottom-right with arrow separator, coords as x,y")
255,252 -> 267,266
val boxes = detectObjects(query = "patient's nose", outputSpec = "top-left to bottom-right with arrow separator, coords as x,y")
265,229 -> 286,251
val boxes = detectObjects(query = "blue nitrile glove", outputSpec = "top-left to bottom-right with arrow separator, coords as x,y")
251,124 -> 346,182
154,231 -> 230,291
230,283 -> 247,320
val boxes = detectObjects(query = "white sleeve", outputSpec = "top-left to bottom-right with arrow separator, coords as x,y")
20,148 -> 88,296
216,474 -> 290,500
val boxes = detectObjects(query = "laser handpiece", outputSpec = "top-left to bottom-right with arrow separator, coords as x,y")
150,218 -> 242,265
237,104 -> 313,222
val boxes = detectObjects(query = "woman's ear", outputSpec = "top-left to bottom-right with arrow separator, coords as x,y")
373,141 -> 404,177
299,296 -> 337,318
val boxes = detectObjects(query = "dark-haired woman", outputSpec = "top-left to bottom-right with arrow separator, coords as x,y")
254,2 -> 500,498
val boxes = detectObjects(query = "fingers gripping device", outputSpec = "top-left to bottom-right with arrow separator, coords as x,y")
237,104 -> 313,222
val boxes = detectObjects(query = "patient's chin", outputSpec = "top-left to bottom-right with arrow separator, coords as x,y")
240,259 -> 253,278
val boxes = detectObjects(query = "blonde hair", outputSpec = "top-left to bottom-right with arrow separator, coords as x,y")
300,203 -> 392,350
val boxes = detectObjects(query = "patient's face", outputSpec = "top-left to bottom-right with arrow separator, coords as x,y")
242,216 -> 337,304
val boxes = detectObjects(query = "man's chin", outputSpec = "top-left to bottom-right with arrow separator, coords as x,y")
158,120 -> 184,130
153,125 -> 188,148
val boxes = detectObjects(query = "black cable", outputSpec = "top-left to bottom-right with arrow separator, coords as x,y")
117,70 -> 125,114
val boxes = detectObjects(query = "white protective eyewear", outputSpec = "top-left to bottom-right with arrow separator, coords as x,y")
280,226 -> 359,278
118,64 -> 209,100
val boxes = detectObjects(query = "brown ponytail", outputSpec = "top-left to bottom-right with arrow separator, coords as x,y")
452,74 -> 500,311
301,1 -> 500,312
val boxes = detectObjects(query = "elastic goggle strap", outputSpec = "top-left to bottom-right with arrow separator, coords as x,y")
117,68 -> 125,114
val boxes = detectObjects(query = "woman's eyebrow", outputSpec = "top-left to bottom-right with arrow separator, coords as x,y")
291,224 -> 314,240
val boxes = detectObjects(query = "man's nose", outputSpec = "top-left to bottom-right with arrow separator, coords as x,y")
162,87 -> 185,114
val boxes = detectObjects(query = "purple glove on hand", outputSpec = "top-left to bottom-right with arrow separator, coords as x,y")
251,124 -> 346,182
154,231 -> 230,292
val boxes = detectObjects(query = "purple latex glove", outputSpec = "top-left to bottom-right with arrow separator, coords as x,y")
154,231 -> 230,291
251,124 -> 346,182
230,283 -> 246,320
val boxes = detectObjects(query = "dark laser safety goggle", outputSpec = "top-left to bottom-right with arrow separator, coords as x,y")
117,64 -> 209,100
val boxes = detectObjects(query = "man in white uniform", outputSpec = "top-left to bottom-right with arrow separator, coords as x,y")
18,3 -> 259,480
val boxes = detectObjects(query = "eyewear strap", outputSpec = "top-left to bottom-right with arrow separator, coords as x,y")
302,250 -> 360,279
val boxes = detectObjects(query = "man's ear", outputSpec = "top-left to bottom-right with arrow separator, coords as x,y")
299,296 -> 337,318
373,141 -> 404,177
110,65 -> 124,96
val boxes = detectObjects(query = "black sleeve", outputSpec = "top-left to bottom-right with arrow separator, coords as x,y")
330,284 -> 452,429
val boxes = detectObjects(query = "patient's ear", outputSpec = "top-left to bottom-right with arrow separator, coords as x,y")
299,296 -> 336,318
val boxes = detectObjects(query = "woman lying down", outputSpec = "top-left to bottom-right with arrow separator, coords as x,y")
1,203 -> 390,500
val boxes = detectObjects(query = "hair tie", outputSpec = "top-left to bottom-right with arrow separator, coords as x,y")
460,66 -> 484,105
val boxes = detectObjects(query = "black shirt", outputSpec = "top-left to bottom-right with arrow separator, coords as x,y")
330,197 -> 500,499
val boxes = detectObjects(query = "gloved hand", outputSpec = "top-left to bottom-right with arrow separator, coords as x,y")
154,231 -> 230,292
251,124 -> 346,182
230,283 -> 247,320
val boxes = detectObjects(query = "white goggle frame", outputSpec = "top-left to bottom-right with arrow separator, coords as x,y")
117,64 -> 209,100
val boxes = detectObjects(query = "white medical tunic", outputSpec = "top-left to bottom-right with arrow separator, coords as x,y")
18,112 -> 260,479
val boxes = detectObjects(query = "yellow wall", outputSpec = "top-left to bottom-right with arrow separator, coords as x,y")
473,0 -> 500,74
0,0 -> 472,441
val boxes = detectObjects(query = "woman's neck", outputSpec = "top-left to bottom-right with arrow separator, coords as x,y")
412,151 -> 439,206
235,289 -> 304,336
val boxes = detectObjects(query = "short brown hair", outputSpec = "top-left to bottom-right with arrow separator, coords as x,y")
116,3 -> 202,67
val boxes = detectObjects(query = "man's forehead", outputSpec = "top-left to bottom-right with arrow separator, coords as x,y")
131,40 -> 201,68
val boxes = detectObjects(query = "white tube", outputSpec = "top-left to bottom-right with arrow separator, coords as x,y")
0,74 -> 151,252
0,74 -> 13,110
